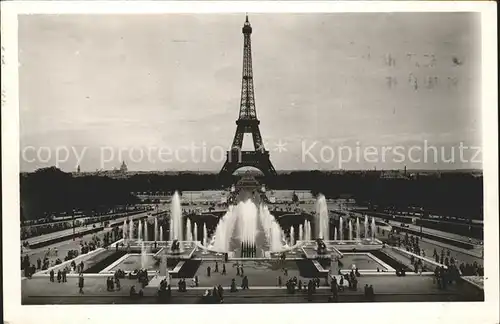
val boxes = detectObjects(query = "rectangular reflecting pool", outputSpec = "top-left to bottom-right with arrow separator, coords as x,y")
320,253 -> 394,272
106,254 -> 175,272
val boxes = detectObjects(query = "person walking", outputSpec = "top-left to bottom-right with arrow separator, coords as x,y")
115,276 -> 121,290
78,273 -> 85,294
241,276 -> 249,290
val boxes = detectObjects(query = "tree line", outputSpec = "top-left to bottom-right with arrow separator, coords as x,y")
20,167 -> 483,221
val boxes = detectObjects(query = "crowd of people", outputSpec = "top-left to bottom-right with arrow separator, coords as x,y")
21,235 -> 104,277
49,268 -> 68,283
201,285 -> 225,303
386,230 -> 484,278
106,272 -> 122,291
129,269 -> 150,287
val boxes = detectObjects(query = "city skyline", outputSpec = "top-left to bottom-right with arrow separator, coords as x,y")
19,13 -> 482,172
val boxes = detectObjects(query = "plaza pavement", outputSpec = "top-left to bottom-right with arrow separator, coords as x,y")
22,270 -> 483,304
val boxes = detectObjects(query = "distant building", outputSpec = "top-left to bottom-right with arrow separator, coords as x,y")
380,169 -> 411,179
120,161 -> 128,173
72,161 -> 128,179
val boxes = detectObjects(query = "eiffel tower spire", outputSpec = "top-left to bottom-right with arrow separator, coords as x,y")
219,15 -> 277,181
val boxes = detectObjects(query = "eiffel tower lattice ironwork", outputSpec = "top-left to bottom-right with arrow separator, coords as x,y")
219,15 -> 277,179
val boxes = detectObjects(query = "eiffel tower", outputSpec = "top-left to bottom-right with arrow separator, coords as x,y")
219,15 -> 277,180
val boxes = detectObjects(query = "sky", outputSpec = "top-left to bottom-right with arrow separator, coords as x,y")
18,13 -> 482,172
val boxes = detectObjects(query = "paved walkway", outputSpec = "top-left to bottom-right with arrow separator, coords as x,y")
22,271 -> 482,304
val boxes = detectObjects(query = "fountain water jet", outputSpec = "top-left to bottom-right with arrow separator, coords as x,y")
339,217 -> 343,241
298,224 -> 303,241
154,218 -> 158,242
258,204 -> 284,252
348,219 -> 353,241
334,226 -> 337,241
138,220 -> 143,241
306,220 -> 312,241
144,220 -> 148,242
170,192 -> 183,241
211,206 -> 238,252
194,223 -> 198,243
185,219 -> 192,241
364,215 -> 369,239
159,226 -> 163,242
238,201 -> 258,247
356,217 -> 360,241
123,220 -> 127,241
290,226 -> 295,246
129,220 -> 134,240
203,223 -> 208,247
315,194 -> 329,239
270,219 -> 283,251
371,217 -> 376,241
140,241 -> 147,270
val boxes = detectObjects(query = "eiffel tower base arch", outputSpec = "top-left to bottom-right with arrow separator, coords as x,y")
219,150 -> 277,182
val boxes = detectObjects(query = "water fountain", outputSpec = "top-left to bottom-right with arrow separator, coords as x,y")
138,220 -> 143,241
268,219 -> 281,251
203,223 -> 208,247
144,220 -> 148,242
238,201 -> 257,247
129,220 -> 134,240
185,219 -> 192,241
339,217 -> 343,241
334,226 -> 337,241
258,204 -> 283,252
290,226 -> 295,246
315,194 -> 329,239
140,241 -> 147,269
194,223 -> 198,243
364,215 -> 369,239
170,191 -> 183,241
211,206 -> 238,252
154,217 -> 158,242
306,220 -> 312,241
371,217 -> 376,241
123,220 -> 127,240
298,224 -> 303,241
169,212 -> 173,241
348,219 -> 353,241
356,217 -> 360,241
159,226 -> 163,242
